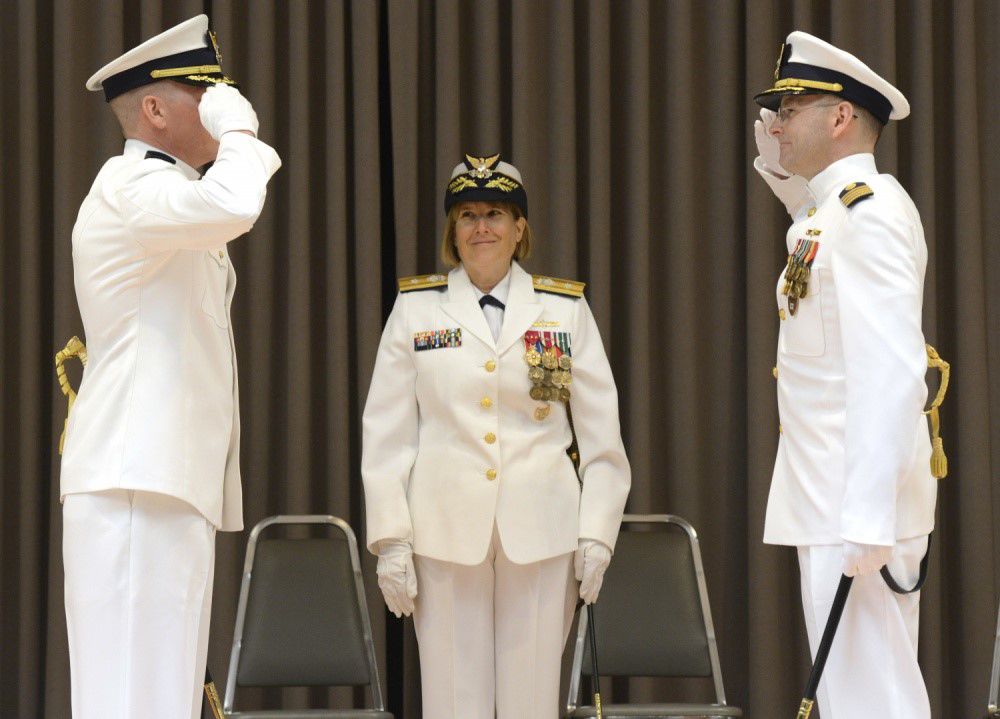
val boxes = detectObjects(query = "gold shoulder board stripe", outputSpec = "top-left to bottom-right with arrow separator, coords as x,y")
839,182 -> 874,208
532,274 -> 585,298
398,274 -> 448,292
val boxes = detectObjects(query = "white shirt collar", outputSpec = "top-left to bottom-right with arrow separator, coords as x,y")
123,139 -> 201,181
807,153 -> 878,204
471,266 -> 512,306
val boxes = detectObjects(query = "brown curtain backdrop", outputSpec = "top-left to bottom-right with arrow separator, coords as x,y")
2,0 -> 997,716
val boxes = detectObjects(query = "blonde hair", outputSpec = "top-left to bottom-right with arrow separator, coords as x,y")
440,201 -> 533,267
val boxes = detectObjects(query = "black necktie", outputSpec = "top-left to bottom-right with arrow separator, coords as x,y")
479,294 -> 505,311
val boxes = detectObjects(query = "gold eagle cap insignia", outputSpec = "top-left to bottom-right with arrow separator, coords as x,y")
208,30 -> 223,65
465,153 -> 501,179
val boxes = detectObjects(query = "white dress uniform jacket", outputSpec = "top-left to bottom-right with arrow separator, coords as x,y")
60,133 -> 281,531
764,153 -> 936,547
363,262 -> 631,565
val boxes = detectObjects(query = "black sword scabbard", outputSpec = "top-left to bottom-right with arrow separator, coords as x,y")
796,574 -> 853,719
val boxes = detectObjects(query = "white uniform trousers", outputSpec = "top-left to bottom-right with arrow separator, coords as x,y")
63,489 -> 216,719
797,536 -> 930,719
413,525 -> 577,719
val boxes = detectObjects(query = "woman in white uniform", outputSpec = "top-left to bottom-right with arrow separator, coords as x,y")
361,153 -> 631,719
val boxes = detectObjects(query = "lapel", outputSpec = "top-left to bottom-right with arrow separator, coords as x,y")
441,266 -> 496,350
496,262 -> 543,356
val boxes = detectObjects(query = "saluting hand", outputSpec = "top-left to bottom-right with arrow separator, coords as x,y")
575,539 -> 612,605
376,539 -> 418,618
753,108 -> 811,218
198,83 -> 259,140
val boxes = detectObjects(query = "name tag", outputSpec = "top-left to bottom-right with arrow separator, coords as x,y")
413,328 -> 462,351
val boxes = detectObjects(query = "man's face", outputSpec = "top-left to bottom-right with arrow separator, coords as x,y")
769,94 -> 841,179
162,84 -> 219,168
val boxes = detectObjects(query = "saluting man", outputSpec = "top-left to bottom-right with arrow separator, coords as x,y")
59,15 -> 280,719
362,154 -> 631,718
753,32 -> 936,718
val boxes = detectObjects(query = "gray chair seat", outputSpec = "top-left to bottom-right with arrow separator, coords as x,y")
565,515 -> 743,717
569,703 -> 742,717
223,516 -> 392,717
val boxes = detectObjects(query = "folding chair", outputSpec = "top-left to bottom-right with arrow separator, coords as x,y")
565,514 -> 742,718
223,515 -> 392,718
989,600 -> 1000,717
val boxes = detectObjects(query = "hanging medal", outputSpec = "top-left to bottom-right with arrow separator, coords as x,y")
781,238 -> 820,316
524,330 -> 573,415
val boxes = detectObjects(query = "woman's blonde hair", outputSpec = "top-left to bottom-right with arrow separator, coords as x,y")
440,201 -> 534,268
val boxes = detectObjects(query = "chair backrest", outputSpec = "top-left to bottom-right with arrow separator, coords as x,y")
567,514 -> 728,709
989,600 -> 1000,716
223,515 -> 384,713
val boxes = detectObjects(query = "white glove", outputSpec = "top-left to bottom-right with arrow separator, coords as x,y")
376,539 -> 417,618
842,541 -> 893,577
198,84 -> 259,140
575,539 -> 612,605
753,108 -> 811,218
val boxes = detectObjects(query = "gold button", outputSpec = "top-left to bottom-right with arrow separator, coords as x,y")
218,250 -> 224,258
807,207 -> 817,217
484,432 -> 496,444
480,397 -> 493,409
772,366 -> 778,379
484,360 -> 496,372
779,308 -> 786,321
486,469 -> 497,481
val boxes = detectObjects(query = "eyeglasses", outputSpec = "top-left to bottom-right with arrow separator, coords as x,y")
774,102 -> 844,124
455,208 -> 513,229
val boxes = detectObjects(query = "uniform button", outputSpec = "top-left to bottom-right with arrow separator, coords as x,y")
218,250 -> 224,259
486,469 -> 497,481
484,360 -> 496,372
778,308 -> 786,321
484,432 -> 496,444
480,397 -> 493,409
807,207 -> 817,217
772,366 -> 778,379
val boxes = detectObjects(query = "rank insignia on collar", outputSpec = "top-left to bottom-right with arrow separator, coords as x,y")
781,238 -> 820,315
413,328 -> 461,351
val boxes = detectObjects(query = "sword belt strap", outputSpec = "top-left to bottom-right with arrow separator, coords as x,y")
880,532 -> 931,594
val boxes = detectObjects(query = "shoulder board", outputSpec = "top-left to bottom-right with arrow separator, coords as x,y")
839,181 -> 874,209
398,273 -> 448,293
532,274 -> 586,298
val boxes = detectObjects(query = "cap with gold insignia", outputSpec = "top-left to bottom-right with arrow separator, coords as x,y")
445,153 -> 528,217
754,30 -> 909,124
86,14 -> 236,102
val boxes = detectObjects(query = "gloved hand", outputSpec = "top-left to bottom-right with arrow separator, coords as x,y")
842,541 -> 893,577
376,539 -> 417,618
198,84 -> 259,140
575,539 -> 612,605
753,108 -> 811,218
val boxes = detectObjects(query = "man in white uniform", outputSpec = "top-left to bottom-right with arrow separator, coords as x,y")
59,15 -> 281,719
752,31 -> 937,718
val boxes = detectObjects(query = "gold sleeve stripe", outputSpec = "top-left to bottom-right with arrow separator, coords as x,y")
532,275 -> 585,298
398,274 -> 448,292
